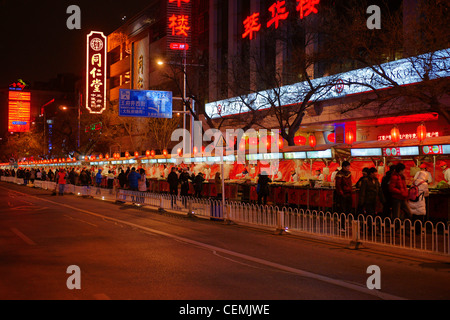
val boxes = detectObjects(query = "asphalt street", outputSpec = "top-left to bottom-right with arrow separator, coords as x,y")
0,182 -> 449,303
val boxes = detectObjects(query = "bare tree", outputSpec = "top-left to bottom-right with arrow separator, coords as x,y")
320,0 -> 450,124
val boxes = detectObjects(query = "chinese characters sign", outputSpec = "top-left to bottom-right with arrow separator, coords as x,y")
133,36 -> 149,90
243,0 -> 320,39
86,31 -> 107,114
377,132 -> 439,141
8,91 -> 31,133
119,89 -> 173,119
167,0 -> 191,54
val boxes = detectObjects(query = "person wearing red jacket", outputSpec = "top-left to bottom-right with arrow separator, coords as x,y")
388,163 -> 411,219
335,161 -> 353,214
57,169 -> 67,196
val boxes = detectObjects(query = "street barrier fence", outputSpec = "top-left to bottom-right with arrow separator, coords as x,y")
2,176 -> 449,257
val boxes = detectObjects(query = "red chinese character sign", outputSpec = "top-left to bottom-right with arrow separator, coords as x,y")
86,31 -> 107,114
296,0 -> 320,19
242,13 -> 261,40
167,0 -> 192,55
242,0 -> 321,39
8,91 -> 31,133
267,1 -> 289,29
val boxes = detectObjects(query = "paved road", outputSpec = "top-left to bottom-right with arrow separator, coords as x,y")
0,182 -> 449,303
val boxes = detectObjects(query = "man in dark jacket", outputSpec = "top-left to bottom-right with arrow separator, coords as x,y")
193,172 -> 205,198
168,167 -> 179,196
257,172 -> 272,205
335,161 -> 353,214
168,167 -> 179,207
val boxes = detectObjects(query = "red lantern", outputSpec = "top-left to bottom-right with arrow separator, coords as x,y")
345,130 -> 355,145
163,149 -> 168,157
391,126 -> 400,143
417,123 -> 426,143
99,154 -> 103,160
309,135 -> 317,148
327,133 -> 335,143
278,137 -> 284,150
134,151 -> 139,158
145,150 -> 151,157
150,150 -> 155,157
177,148 -> 183,157
193,146 -> 198,155
294,135 -> 306,146
105,154 -> 109,160
125,151 -> 130,158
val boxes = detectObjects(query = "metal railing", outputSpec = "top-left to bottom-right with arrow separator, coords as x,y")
2,176 -> 449,256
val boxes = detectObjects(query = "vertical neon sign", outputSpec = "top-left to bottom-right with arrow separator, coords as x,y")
8,91 -> 31,133
86,31 -> 107,114
167,0 -> 192,53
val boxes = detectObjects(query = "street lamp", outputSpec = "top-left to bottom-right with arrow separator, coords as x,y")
156,58 -> 203,155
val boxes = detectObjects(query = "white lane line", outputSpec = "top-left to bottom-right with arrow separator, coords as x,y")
1,186 -> 407,300
10,227 -> 37,246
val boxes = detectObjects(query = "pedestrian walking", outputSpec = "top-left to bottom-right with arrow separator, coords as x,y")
57,169 -> 67,196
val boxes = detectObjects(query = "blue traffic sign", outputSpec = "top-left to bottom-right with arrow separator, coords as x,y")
119,89 -> 173,119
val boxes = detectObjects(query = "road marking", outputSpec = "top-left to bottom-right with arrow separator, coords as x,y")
10,227 -> 37,246
1,186 -> 407,300
64,214 -> 98,227
93,293 -> 111,300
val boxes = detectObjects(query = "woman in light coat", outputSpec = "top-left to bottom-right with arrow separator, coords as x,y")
408,171 -> 429,219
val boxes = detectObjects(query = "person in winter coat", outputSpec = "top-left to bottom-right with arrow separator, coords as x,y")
138,168 -> 147,192
193,172 -> 205,198
215,172 -> 222,199
381,165 -> 395,218
408,170 -> 429,221
257,172 -> 272,205
95,169 -> 103,187
388,163 -> 411,219
335,161 -> 353,214
127,167 -> 141,191
57,169 -> 67,195
167,167 -> 179,197
118,169 -> 127,189
358,167 -> 384,216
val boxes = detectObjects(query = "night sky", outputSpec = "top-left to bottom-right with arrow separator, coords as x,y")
0,0 -> 151,87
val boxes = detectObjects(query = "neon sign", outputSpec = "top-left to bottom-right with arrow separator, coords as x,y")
9,79 -> 27,91
8,91 -> 31,133
243,0 -> 320,39
167,0 -> 191,53
377,132 -> 439,141
86,31 -> 107,114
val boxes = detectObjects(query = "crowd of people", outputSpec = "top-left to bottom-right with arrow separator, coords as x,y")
334,161 -> 434,225
1,160 -> 448,222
